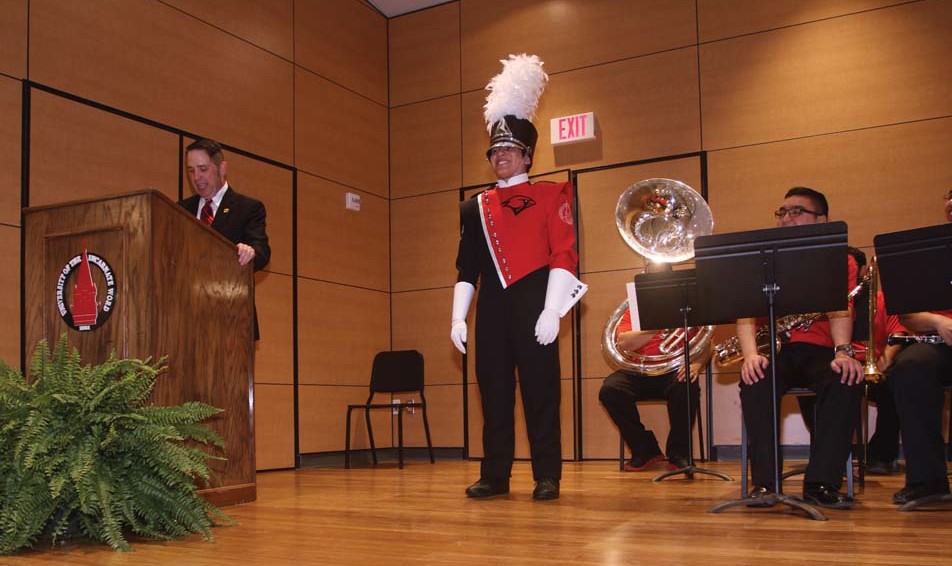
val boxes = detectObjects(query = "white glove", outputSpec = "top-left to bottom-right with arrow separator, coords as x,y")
450,282 -> 475,354
534,268 -> 588,345
534,309 -> 560,346
451,321 -> 468,354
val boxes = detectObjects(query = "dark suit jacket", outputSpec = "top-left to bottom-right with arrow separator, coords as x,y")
180,186 -> 271,271
180,186 -> 271,338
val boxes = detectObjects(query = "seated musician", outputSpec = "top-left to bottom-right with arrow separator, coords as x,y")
797,248 -> 907,475
599,262 -> 710,472
887,188 -> 952,504
736,187 -> 864,509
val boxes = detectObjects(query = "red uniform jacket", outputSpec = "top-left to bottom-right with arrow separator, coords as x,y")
458,180 -> 578,288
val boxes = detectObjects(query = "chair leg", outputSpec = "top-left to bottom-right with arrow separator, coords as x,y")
345,406 -> 353,469
846,450 -> 855,499
619,435 -> 625,471
365,409 -> 378,466
740,418 -> 749,497
421,404 -> 435,464
697,410 -> 706,462
397,407 -> 405,469
947,389 -> 952,462
857,406 -> 866,489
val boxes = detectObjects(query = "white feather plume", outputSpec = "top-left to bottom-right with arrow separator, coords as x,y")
483,54 -> 548,131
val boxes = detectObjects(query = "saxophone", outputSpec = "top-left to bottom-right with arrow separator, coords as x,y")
712,274 -> 870,368
712,313 -> 822,368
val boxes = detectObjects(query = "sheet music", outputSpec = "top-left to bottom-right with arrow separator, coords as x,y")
626,281 -> 641,332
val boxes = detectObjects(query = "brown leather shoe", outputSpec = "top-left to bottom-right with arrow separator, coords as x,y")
465,478 -> 509,498
532,477 -> 560,501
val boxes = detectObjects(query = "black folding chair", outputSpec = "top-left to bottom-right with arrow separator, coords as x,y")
344,350 -> 434,469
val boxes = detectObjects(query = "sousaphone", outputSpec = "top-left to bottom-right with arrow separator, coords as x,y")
602,178 -> 715,374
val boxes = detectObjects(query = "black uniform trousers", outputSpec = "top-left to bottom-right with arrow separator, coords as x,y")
796,380 -> 900,463
599,370 -> 699,460
866,382 -> 901,463
740,342 -> 862,489
474,267 -> 562,481
889,343 -> 952,486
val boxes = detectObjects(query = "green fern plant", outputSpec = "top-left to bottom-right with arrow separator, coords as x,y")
0,334 -> 229,554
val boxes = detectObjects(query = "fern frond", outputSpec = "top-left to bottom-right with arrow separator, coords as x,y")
0,334 -> 229,555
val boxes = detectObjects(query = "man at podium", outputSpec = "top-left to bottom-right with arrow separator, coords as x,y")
180,138 -> 271,338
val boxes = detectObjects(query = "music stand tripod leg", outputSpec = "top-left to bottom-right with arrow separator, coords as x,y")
654,308 -> 733,483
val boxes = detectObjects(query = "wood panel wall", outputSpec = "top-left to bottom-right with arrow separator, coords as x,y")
2,0 -> 390,472
389,0 -> 952,461
3,0 -> 951,473
0,73 -> 20,368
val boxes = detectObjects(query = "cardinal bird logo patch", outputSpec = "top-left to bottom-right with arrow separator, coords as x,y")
502,195 -> 536,216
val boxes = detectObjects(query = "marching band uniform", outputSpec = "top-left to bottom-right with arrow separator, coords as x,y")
455,176 -> 581,487
450,54 -> 586,500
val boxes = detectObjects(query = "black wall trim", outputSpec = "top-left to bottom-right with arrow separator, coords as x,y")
19,78 -> 302,471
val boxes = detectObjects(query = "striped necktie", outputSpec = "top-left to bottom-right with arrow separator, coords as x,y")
200,199 -> 214,226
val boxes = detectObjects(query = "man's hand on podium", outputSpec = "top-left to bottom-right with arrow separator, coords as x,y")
237,243 -> 256,266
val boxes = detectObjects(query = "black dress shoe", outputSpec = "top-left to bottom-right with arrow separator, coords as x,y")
532,477 -> 560,501
893,480 -> 950,504
746,485 -> 774,507
803,483 -> 854,510
465,478 -> 509,498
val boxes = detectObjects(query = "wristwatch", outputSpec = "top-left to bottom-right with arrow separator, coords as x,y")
833,343 -> 856,358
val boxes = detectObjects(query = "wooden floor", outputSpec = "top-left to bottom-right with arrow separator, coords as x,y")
5,459 -> 952,565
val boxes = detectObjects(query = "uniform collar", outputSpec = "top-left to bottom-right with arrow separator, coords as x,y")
495,173 -> 529,188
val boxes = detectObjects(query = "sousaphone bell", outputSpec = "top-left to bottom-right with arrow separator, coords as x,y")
602,178 -> 715,374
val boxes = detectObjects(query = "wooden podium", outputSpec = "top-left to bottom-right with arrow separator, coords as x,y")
23,189 -> 256,506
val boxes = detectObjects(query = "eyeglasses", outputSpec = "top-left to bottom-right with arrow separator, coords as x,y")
774,206 -> 822,219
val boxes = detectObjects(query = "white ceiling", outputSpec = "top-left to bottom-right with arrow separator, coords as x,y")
366,0 -> 449,18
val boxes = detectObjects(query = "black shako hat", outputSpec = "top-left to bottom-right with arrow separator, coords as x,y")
486,115 -> 538,159
483,54 -> 548,161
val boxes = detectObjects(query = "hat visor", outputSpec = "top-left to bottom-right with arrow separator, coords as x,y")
486,140 -> 528,159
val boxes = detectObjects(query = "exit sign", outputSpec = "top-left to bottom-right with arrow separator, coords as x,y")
550,112 -> 595,145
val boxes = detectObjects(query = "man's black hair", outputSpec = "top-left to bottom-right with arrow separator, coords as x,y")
784,186 -> 829,216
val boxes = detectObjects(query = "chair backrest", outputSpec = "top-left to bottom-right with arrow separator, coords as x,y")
369,350 -> 424,394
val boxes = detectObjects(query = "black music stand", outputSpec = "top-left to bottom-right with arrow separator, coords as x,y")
875,223 -> 952,511
876,223 -> 952,316
698,222 -> 849,521
633,268 -> 733,483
